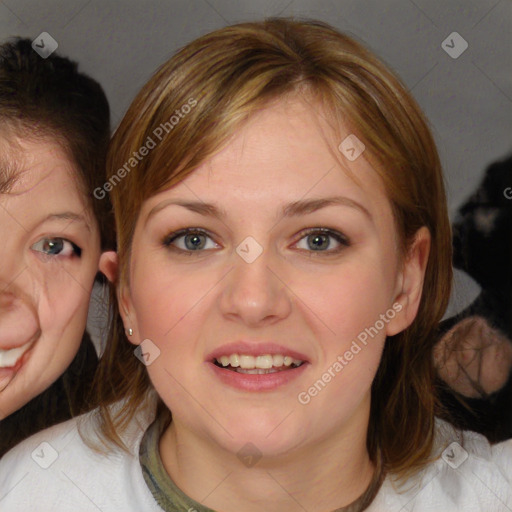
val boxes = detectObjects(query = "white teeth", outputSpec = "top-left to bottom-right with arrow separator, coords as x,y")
256,355 -> 273,369
273,354 -> 284,366
239,355 -> 255,369
215,353 -> 304,370
0,340 -> 33,368
235,368 -> 280,375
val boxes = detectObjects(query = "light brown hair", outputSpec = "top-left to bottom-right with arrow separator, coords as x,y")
91,18 -> 452,480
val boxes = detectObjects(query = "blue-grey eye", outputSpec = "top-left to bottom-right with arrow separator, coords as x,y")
164,229 -> 218,252
295,229 -> 348,252
31,238 -> 81,257
308,233 -> 330,250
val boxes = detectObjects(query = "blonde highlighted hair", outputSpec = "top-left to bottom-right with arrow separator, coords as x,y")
90,18 -> 452,480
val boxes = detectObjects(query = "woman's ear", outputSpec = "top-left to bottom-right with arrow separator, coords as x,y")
386,226 -> 431,336
99,251 -> 138,345
99,251 -> 118,283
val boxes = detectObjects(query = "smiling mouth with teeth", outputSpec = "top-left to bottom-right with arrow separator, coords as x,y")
214,354 -> 304,374
0,340 -> 34,369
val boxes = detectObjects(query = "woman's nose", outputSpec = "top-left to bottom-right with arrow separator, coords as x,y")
0,283 -> 39,349
217,243 -> 293,327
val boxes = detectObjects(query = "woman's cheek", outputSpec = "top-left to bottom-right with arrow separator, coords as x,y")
35,262 -> 94,350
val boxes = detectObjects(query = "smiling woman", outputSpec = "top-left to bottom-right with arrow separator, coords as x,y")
0,38 -> 111,456
0,18 -> 511,512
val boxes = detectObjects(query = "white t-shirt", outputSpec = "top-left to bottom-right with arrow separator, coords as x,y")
0,399 -> 511,512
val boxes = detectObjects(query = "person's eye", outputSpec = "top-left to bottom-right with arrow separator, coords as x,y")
163,228 -> 219,253
31,238 -> 82,258
294,228 -> 350,254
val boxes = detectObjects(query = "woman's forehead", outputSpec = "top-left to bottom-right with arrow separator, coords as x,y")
0,139 -> 93,216
135,103 -> 395,242
159,101 -> 378,194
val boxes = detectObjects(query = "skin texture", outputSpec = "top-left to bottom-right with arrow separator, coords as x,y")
0,138 -> 101,419
102,97 -> 429,511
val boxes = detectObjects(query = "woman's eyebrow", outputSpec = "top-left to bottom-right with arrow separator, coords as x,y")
145,196 -> 371,225
283,197 -> 371,219
37,212 -> 92,232
145,200 -> 221,225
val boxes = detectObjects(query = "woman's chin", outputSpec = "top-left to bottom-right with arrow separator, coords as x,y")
214,425 -> 306,463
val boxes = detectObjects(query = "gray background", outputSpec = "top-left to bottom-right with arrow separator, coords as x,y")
1,0 -> 511,348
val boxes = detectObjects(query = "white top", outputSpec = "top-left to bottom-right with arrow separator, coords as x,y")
0,399 -> 511,512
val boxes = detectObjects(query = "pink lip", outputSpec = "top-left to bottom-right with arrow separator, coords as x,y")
206,360 -> 310,392
0,343 -> 36,391
206,341 -> 310,363
205,341 -> 311,392
0,329 -> 40,352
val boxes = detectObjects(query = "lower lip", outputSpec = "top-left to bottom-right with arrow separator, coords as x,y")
207,361 -> 309,391
0,344 -> 35,392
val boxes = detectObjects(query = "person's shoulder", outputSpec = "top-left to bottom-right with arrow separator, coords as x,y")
0,412 -> 97,510
0,399 -> 161,512
369,418 -> 512,511
434,417 -> 512,474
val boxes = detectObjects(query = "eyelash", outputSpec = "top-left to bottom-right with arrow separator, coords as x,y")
31,237 -> 82,259
162,227 -> 350,256
295,228 -> 350,255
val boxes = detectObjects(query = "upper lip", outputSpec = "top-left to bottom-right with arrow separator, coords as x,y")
0,330 -> 40,352
207,341 -> 310,363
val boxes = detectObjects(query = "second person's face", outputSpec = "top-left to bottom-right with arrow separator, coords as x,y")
0,137 -> 101,419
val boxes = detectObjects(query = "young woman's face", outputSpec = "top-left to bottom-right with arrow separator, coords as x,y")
0,137 -> 101,419
123,98 -> 421,456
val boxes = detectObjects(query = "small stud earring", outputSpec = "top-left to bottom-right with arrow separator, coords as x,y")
127,328 -> 133,336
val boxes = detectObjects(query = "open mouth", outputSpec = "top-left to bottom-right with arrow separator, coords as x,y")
213,354 -> 305,374
0,339 -> 34,369
0,338 -> 36,392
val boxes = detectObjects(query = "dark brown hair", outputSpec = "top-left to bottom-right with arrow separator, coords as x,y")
0,37 -> 113,250
0,37 -> 111,455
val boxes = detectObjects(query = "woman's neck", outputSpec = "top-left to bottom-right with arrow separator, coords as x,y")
159,399 -> 375,512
